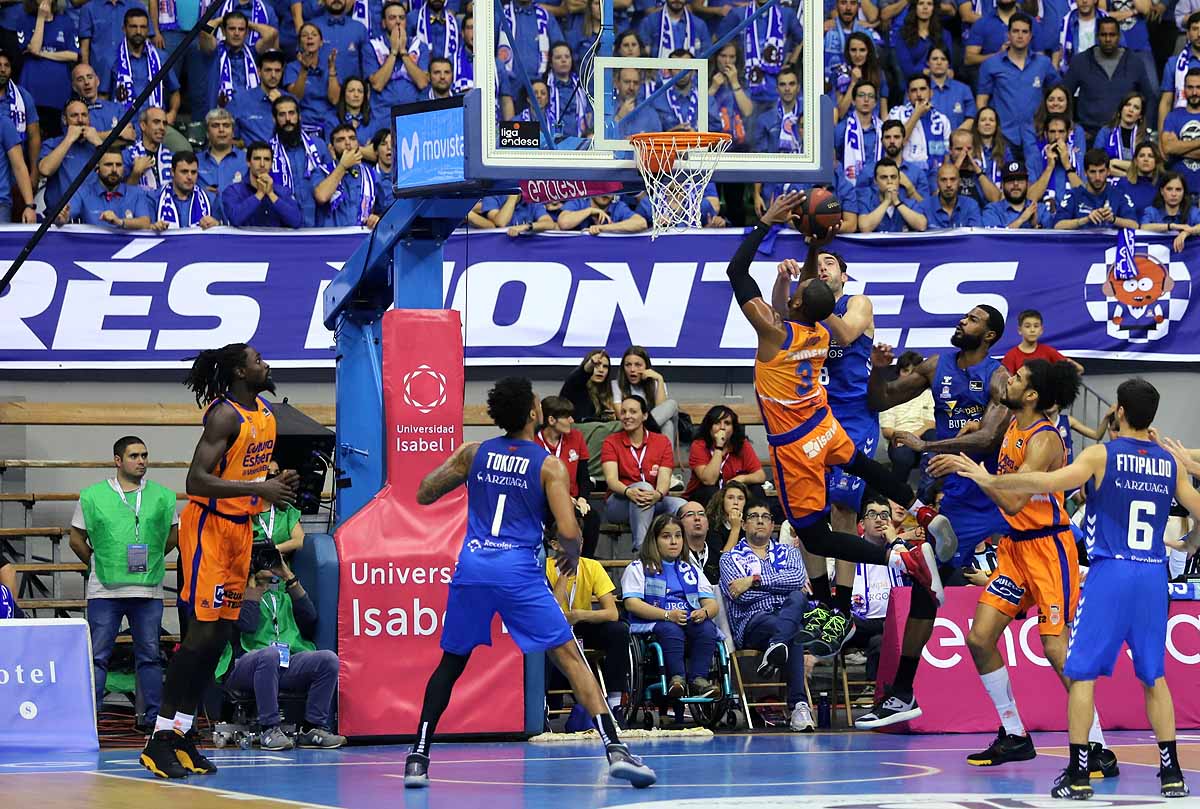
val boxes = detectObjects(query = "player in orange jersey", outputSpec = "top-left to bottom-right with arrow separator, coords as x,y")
141,343 -> 299,780
934,360 -> 1116,775
725,191 -> 950,669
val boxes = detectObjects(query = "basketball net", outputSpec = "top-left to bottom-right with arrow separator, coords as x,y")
629,132 -> 732,239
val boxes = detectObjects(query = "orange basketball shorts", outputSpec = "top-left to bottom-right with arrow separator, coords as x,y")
178,502 -> 254,622
766,407 -> 857,529
978,527 -> 1081,636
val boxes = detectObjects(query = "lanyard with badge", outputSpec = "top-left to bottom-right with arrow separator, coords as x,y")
262,589 -> 291,668
257,506 -> 277,543
110,479 -> 148,573
629,443 -> 648,483
538,430 -> 563,459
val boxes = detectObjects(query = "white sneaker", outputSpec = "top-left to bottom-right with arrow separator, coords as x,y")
789,701 -> 816,733
670,474 -> 685,491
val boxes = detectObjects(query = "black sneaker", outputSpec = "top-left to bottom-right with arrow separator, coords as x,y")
798,604 -> 831,645
139,730 -> 189,779
1050,768 -> 1093,800
606,743 -> 656,788
966,727 -> 1037,766
1160,767 -> 1190,798
808,609 -> 856,660
854,687 -> 921,729
404,753 -> 430,788
175,728 -> 217,775
757,641 -> 788,679
1088,743 -> 1119,778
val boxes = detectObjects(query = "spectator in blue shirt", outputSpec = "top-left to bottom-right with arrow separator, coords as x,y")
71,146 -> 157,229
229,51 -> 286,145
1161,68 -> 1200,195
610,67 -> 660,138
965,0 -> 1042,68
78,0 -> 142,66
971,105 -> 1018,187
334,76 -> 384,148
707,42 -> 751,149
558,194 -> 647,233
1157,12 -> 1200,132
976,13 -> 1059,151
367,2 -> 430,117
982,159 -> 1052,227
936,128 -> 1001,208
652,51 -> 702,132
639,0 -> 710,57
484,193 -> 558,236
751,65 -> 803,153
1093,90 -> 1149,173
927,46 -> 976,131
199,11 -> 269,112
0,52 -> 39,189
918,162 -> 983,228
98,9 -> 181,124
286,23 -> 338,136
546,41 -> 591,138
1062,18 -> 1155,137
1027,112 -> 1084,207
151,150 -> 222,229
313,0 -> 368,85
835,79 -> 882,183
892,0 -> 953,83
1054,147 -> 1139,228
1053,0 -> 1104,75
1114,140 -> 1164,214
824,0 -> 878,76
70,62 -> 132,140
20,0 -> 79,137
222,141 -> 303,227
500,0 -> 564,80
270,95 -> 324,227
314,123 -> 380,228
1141,171 -> 1200,251
832,32 -> 888,120
715,0 -> 803,105
38,99 -> 100,210
856,158 -> 927,232
198,109 -> 245,196
868,119 -> 932,199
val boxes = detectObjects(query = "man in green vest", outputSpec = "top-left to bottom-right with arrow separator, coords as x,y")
252,462 -> 305,555
69,436 -> 179,730
216,555 -> 345,750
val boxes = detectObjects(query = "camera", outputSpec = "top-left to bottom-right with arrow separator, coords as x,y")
250,539 -> 283,574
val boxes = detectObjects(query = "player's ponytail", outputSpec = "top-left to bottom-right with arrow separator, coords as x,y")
1025,359 -> 1081,414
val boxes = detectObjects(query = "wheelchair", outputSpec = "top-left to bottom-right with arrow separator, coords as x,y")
624,632 -> 738,730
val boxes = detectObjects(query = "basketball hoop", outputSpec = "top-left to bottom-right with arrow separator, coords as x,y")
629,132 -> 732,238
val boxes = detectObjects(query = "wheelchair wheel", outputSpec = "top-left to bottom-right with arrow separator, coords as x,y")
621,633 -> 647,728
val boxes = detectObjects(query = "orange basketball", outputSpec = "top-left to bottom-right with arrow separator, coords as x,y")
792,188 -> 842,238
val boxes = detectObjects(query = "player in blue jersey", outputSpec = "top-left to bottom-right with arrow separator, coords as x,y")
404,378 -> 655,790
959,378 -> 1200,800
855,304 -> 1013,728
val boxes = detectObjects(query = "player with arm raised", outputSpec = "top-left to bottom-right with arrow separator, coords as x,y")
957,377 -> 1198,800
403,377 -> 655,790
935,360 -> 1118,775
853,306 -> 1014,729
725,192 -> 949,673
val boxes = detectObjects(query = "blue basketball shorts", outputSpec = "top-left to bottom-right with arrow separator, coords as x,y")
941,491 -> 1010,568
1065,558 -> 1168,687
826,413 -> 879,512
440,578 -> 575,656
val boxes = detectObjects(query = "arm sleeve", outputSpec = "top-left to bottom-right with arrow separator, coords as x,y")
290,592 -> 319,638
274,188 -> 304,228
687,439 -> 709,472
236,599 -> 262,633
575,461 -> 591,499
725,221 -> 772,306
718,551 -> 744,599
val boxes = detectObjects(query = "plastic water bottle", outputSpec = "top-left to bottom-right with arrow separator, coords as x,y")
817,692 -> 832,729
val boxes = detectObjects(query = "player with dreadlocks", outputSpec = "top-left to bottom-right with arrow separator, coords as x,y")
141,343 -> 299,779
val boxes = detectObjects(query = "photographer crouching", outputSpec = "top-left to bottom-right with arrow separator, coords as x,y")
215,541 -> 346,750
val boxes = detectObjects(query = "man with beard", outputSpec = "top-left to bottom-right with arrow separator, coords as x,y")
222,140 -> 303,227
71,146 -> 157,228
313,124 -> 379,228
1061,16 -> 1155,135
198,109 -> 245,196
123,106 -> 173,191
316,0 -> 370,82
856,158 -> 927,232
228,51 -> 287,146
39,100 -> 103,212
639,0 -> 710,57
154,151 -> 222,229
916,162 -> 983,229
1053,148 -> 1138,229
427,57 -> 454,99
855,305 -> 1013,728
1161,68 -> 1200,196
888,74 -> 951,173
139,344 -> 298,779
99,9 -> 180,124
71,63 -> 132,140
983,160 -> 1052,227
976,14 -> 1059,153
269,95 -> 324,227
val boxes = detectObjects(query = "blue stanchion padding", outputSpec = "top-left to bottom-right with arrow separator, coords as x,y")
292,532 -> 340,653
0,618 -> 98,751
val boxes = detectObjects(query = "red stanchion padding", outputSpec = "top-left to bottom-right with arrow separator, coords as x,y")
875,587 -> 1200,732
334,309 -> 525,737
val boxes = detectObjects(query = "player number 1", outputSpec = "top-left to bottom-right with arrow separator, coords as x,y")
1127,499 -> 1155,550
491,493 -> 507,537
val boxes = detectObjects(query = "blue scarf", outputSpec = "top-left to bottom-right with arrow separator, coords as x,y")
1058,8 -> 1106,75
114,39 -> 162,109
743,3 -> 785,92
214,0 -> 272,47
216,44 -> 259,107
454,45 -> 473,92
658,7 -> 696,55
1105,125 -> 1138,160
843,111 -> 880,178
499,2 -> 550,75
778,99 -> 802,153
414,2 -> 459,61
725,539 -> 791,579
157,186 -> 212,227
549,74 -> 588,137
323,162 -> 377,224
128,140 -> 172,189
270,131 -> 326,193
980,143 -> 1002,184
665,85 -> 699,129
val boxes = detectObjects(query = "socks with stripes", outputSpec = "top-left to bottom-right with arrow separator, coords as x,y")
1160,740 -> 1180,773
1069,743 -> 1089,778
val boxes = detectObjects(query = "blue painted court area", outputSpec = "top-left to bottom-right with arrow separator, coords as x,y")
4,730 -> 1200,809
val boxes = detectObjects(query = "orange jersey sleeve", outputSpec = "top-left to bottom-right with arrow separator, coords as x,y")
996,416 -> 1069,532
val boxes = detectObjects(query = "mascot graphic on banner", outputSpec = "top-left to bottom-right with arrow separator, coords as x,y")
1085,233 -> 1191,344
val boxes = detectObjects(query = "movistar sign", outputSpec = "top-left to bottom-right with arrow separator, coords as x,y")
393,102 -> 467,193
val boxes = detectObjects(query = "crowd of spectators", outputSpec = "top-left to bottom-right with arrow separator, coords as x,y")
6,0 -> 1200,231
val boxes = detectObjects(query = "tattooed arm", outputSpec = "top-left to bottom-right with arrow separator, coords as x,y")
416,442 -> 480,505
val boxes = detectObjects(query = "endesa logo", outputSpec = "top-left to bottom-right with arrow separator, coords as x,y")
921,612 -> 1200,669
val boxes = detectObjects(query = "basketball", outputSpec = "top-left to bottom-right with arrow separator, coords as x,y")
792,188 -> 842,238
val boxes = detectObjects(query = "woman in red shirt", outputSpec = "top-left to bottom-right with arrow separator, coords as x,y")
683,406 -> 766,506
601,396 -> 688,552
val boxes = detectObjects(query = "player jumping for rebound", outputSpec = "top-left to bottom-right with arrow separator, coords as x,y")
936,360 -> 1117,775
141,344 -> 299,779
855,303 -> 1014,728
957,378 -> 1200,800
726,191 -> 951,672
404,377 -> 655,789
